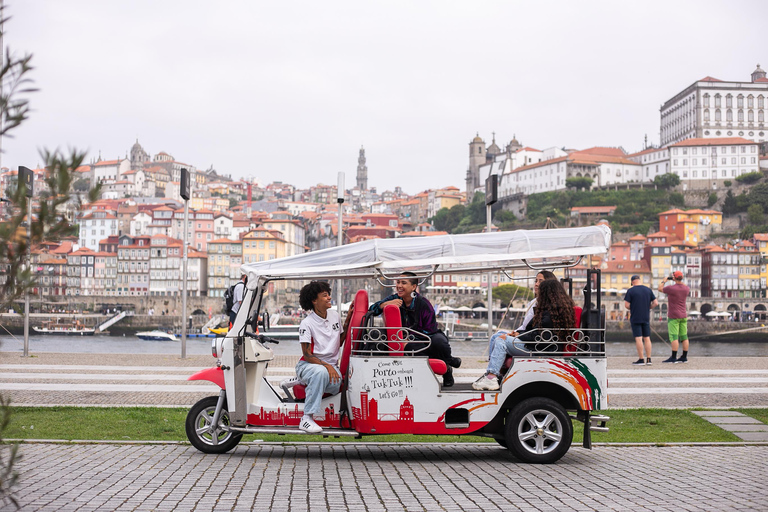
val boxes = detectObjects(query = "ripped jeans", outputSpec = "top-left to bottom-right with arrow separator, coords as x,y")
487,331 -> 530,375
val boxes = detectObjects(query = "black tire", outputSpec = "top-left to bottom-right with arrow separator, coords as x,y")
504,397 -> 572,464
494,438 -> 508,448
186,395 -> 243,454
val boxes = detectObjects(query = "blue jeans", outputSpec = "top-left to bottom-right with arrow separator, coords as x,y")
487,332 -> 528,375
295,360 -> 341,416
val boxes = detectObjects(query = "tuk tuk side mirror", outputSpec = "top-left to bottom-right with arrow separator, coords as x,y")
260,312 -> 270,332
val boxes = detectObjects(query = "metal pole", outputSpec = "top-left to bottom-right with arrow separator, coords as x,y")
181,199 -> 188,358
23,198 -> 31,357
486,203 -> 493,337
336,172 -> 344,315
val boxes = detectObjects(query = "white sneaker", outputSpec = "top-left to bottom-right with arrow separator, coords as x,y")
472,374 -> 500,391
300,415 -> 322,434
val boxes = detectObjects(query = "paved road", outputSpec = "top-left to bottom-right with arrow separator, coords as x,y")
6,443 -> 767,511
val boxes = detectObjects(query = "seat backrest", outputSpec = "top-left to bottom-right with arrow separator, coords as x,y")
573,306 -> 583,329
383,304 -> 405,356
340,289 -> 368,377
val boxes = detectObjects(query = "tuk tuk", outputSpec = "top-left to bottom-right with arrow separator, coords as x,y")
186,225 -> 611,463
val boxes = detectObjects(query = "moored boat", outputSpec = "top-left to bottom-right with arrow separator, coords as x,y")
136,330 -> 178,341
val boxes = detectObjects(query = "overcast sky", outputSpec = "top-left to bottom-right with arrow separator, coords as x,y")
3,0 -> 767,195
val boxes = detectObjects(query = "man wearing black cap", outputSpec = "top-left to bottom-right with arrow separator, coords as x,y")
658,270 -> 691,363
624,275 -> 658,365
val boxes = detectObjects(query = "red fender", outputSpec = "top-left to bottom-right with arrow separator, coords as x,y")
188,367 -> 225,389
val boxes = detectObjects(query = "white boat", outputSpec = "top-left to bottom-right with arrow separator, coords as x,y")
136,330 -> 177,341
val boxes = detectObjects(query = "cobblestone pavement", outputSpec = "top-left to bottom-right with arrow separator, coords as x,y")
2,352 -> 767,408
5,443 -> 768,511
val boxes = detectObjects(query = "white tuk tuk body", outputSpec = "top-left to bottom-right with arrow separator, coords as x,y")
187,225 -> 612,462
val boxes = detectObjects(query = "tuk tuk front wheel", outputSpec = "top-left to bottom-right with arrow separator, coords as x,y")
504,397 -> 572,464
186,395 -> 243,454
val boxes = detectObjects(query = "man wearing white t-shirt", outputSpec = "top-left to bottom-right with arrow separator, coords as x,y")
296,281 -> 353,434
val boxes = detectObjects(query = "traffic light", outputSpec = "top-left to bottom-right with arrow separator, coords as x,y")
180,168 -> 190,200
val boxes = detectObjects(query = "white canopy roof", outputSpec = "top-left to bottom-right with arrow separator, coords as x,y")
241,225 -> 611,283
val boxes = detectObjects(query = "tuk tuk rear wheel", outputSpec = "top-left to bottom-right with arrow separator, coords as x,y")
186,395 -> 243,454
504,397 -> 572,464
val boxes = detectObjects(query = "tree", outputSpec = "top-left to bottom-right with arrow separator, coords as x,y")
565,176 -> 593,190
72,177 -> 90,192
493,283 -> 534,306
653,173 -> 680,189
707,192 -> 718,208
430,203 -> 465,233
0,7 -> 99,506
748,204 -> 764,226
735,171 -> 763,185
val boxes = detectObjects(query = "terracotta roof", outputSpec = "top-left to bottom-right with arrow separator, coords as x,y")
601,260 -> 651,273
628,234 -> 647,241
574,147 -> 627,157
670,137 -> 754,147
208,238 -> 240,244
699,76 -> 723,82
752,233 -> 768,241
400,230 -> 449,237
658,209 -> 686,215
93,159 -> 121,166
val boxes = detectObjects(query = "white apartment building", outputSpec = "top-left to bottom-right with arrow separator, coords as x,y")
78,211 -> 119,251
92,159 -> 130,183
660,64 -> 768,146
627,147 -> 670,182
668,137 -> 760,188
130,212 -> 152,236
498,148 -> 642,198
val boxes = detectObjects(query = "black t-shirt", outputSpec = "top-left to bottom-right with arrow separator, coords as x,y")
623,285 -> 655,324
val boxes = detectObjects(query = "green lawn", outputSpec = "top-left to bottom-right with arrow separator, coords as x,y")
4,406 -> 754,444
735,408 -> 768,425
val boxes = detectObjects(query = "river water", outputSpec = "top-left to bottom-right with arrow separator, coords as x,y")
2,333 -> 767,357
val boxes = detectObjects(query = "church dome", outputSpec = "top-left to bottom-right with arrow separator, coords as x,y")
472,133 -> 484,143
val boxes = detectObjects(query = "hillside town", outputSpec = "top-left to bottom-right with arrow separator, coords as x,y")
2,65 -> 768,321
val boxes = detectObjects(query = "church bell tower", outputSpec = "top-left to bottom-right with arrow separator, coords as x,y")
357,146 -> 368,191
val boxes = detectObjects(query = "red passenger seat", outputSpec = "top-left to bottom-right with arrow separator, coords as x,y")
382,304 -> 447,376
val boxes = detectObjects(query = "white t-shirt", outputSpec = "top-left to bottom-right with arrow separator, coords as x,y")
516,298 -> 537,332
298,309 -> 341,366
231,281 -> 246,314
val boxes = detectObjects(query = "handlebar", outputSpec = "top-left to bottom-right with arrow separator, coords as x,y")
244,331 -> 280,344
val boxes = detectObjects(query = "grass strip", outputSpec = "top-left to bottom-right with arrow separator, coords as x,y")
735,408 -> 768,425
5,407 -> 748,443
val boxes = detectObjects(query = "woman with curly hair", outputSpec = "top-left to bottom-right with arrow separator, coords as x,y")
473,279 -> 575,391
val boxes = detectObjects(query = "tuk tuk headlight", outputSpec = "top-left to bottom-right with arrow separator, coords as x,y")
212,338 -> 224,358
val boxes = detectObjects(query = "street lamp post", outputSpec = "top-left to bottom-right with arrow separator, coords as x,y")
180,168 -> 191,359
485,174 -> 498,338
19,166 -> 33,357
336,172 -> 344,315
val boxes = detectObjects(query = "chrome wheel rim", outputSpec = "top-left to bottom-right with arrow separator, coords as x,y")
194,405 -> 233,446
517,408 -> 563,455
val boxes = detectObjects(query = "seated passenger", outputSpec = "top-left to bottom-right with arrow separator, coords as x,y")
473,279 -> 575,391
487,270 -> 557,360
368,272 -> 461,387
296,281 -> 354,433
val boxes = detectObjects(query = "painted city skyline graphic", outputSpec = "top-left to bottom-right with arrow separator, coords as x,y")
247,403 -> 341,427
351,385 -> 414,423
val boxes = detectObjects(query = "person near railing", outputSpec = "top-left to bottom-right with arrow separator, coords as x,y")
369,271 -> 461,387
473,279 -> 575,391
